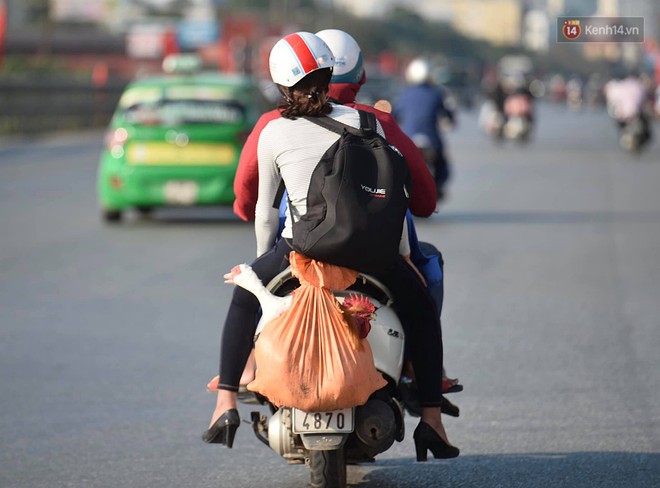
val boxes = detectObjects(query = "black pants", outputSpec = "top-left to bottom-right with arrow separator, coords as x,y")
433,149 -> 450,192
403,243 -> 444,365
218,241 -> 444,407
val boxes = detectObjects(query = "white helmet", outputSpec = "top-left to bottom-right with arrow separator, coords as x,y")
405,58 -> 431,85
269,32 -> 335,87
315,29 -> 364,84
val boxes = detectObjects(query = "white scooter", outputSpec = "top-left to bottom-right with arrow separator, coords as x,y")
239,267 -> 407,488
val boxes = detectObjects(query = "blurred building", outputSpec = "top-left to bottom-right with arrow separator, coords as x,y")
516,0 -> 659,71
334,0 -> 524,46
331,0 -> 387,18
2,0 -> 226,78
575,0 -> 660,66
447,0 -> 522,46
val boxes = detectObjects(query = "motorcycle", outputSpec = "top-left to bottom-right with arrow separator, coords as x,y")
618,114 -> 650,154
500,92 -> 533,143
480,96 -> 533,144
502,115 -> 531,142
373,98 -> 451,197
239,266 -> 407,488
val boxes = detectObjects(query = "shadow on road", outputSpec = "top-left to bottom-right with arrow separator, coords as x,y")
437,210 -> 660,225
107,209 -> 660,228
107,206 -> 247,225
349,452 -> 660,487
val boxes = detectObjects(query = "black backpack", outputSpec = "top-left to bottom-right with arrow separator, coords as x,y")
275,110 -> 411,274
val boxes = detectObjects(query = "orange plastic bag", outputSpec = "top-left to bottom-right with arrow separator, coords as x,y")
247,252 -> 387,411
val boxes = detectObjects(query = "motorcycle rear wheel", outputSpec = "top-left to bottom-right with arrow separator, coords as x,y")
309,448 -> 347,488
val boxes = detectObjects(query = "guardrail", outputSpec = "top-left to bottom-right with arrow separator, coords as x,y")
0,78 -> 126,135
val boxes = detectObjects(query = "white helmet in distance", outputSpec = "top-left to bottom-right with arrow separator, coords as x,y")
315,29 -> 365,84
405,58 -> 432,85
269,32 -> 335,87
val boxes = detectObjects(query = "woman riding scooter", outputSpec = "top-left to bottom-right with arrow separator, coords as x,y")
203,31 -> 458,461
231,28 -> 462,415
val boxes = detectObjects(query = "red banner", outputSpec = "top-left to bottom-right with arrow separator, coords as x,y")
0,0 -> 6,69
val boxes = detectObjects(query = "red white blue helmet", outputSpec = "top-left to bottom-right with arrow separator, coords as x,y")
315,29 -> 364,84
269,32 -> 335,87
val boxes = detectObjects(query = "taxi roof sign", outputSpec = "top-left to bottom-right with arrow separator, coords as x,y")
162,54 -> 202,74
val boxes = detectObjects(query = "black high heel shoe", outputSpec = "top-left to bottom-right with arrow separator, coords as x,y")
202,408 -> 240,447
413,421 -> 459,461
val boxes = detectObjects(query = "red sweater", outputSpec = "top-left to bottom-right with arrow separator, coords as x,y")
232,82 -> 437,221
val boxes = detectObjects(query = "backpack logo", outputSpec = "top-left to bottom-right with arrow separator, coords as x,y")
361,184 -> 386,198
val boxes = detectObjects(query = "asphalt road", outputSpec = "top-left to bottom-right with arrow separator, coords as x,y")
1,103 -> 659,488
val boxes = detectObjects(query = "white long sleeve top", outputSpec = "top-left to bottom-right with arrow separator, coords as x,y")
255,103 -> 410,258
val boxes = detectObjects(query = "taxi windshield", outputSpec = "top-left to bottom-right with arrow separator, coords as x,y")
118,83 -> 248,126
123,99 -> 246,125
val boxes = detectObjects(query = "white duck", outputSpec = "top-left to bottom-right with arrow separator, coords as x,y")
224,264 -> 293,331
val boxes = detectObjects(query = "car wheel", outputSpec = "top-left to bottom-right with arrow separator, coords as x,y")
102,209 -> 122,223
135,206 -> 153,218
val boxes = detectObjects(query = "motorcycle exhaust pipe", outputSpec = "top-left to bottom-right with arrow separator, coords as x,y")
354,399 -> 397,453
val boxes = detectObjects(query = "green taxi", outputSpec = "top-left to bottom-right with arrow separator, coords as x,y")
97,56 -> 269,222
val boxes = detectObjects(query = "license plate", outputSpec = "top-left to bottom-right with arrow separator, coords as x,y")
164,180 -> 198,205
292,408 -> 354,434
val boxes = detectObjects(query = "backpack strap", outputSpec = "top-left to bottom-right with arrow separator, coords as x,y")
273,179 -> 286,209
272,178 -> 296,226
302,109 -> 376,136
358,110 -> 378,132
302,114 -> 346,135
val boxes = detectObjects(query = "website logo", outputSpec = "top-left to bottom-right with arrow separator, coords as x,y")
562,19 -> 581,41
557,17 -> 644,43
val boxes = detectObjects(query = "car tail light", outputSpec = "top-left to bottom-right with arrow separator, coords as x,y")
105,128 -> 128,158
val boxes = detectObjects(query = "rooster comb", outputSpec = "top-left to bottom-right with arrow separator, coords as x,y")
343,293 -> 376,313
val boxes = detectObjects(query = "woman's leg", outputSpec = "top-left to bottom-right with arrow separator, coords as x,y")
209,240 -> 292,426
378,258 -> 456,449
380,258 -> 444,407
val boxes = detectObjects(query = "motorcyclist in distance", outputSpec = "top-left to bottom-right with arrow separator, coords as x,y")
392,58 -> 455,201
604,70 -> 652,147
